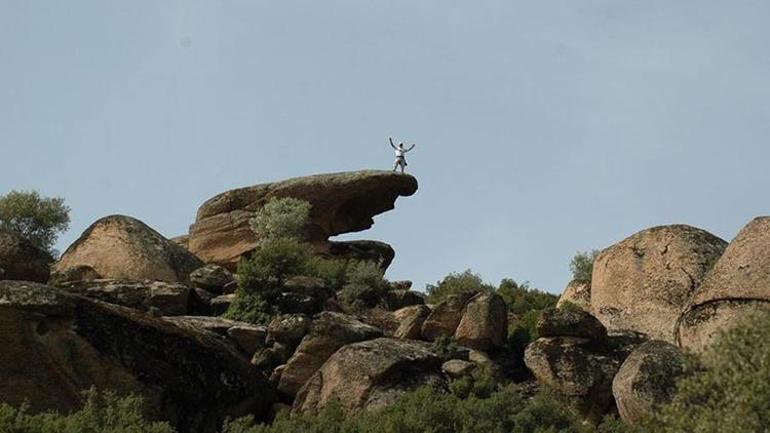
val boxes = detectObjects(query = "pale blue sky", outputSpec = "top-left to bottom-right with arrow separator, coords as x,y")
2,1 -> 769,293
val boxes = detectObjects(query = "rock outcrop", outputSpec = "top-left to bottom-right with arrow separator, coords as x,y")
0,229 -> 53,283
524,309 -> 643,421
537,307 -> 607,341
189,264 -> 235,293
421,292 -> 475,341
454,292 -> 508,351
557,280 -> 591,311
393,305 -> 430,340
293,338 -> 443,414
591,225 -> 727,343
612,340 -> 685,425
277,312 -> 382,398
678,217 -> 770,352
0,281 -> 275,433
187,171 -> 418,268
53,215 -> 204,283
57,279 -> 192,316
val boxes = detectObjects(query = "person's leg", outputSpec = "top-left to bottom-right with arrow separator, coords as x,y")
393,160 -> 399,171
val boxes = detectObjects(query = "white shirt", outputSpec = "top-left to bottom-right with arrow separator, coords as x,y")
395,148 -> 406,157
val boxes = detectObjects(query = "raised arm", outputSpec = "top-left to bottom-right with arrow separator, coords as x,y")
405,143 -> 416,152
389,137 -> 397,150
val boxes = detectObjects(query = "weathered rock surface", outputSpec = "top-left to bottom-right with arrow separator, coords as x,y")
57,279 -> 191,316
293,338 -> 443,414
592,225 -> 726,343
316,240 -> 396,271
612,340 -> 685,425
187,171 -> 418,268
678,217 -> 770,352
53,215 -> 204,283
454,292 -> 508,351
537,307 -> 607,341
442,359 -> 476,379
165,315 -> 267,354
385,289 -> 425,310
524,337 -> 625,420
421,292 -> 475,341
267,314 -> 311,348
557,280 -> 592,311
0,281 -> 275,433
393,305 -> 431,340
277,312 -> 382,398
0,229 -> 53,283
189,264 -> 234,293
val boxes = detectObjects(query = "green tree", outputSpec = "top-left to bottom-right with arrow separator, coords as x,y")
249,197 -> 312,243
0,190 -> 70,255
425,269 -> 494,304
570,250 -> 600,283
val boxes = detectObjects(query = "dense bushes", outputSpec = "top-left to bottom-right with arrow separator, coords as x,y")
425,269 -> 493,304
224,384 -> 589,433
0,389 -> 174,433
0,190 -> 70,255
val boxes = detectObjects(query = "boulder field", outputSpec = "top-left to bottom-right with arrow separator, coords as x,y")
1,169 -> 769,430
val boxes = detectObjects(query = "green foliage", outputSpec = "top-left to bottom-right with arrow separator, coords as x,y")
309,257 -> 350,292
425,269 -> 493,304
570,250 -> 600,283
431,334 -> 463,361
238,238 -> 312,298
507,309 -> 542,358
337,261 -> 389,309
0,388 -> 175,433
448,370 -> 498,399
496,279 -> 558,316
249,197 -> 312,243
222,291 -> 277,325
643,311 -> 770,433
224,385 -> 589,433
0,190 -> 70,255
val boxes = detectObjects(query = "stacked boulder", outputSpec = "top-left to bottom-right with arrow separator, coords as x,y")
677,217 -> 770,352
0,229 -> 53,282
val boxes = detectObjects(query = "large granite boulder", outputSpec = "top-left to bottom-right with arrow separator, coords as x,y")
53,215 -> 204,283
454,292 -> 508,351
557,280 -> 591,311
56,279 -> 191,316
0,229 -> 53,283
678,217 -> 770,352
524,336 -> 628,420
189,264 -> 234,294
187,171 -> 418,268
277,312 -> 381,398
165,316 -> 267,355
612,340 -> 686,425
592,225 -> 727,343
316,240 -> 396,271
537,307 -> 607,341
421,292 -> 475,341
393,305 -> 431,340
293,338 -> 444,414
0,281 -> 275,433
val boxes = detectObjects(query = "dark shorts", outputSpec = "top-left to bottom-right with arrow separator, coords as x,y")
396,156 -> 407,165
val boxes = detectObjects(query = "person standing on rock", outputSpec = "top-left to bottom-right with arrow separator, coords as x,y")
389,137 -> 416,173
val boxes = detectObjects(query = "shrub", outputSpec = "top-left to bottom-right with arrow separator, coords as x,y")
0,388 -> 175,433
448,370 -> 498,399
496,279 -> 558,316
222,291 -> 277,325
431,334 -> 463,361
224,385 -> 589,433
238,238 -> 312,298
308,257 -> 350,292
249,197 -> 311,243
336,261 -> 389,310
570,250 -> 600,283
0,190 -> 70,255
645,311 -> 770,433
425,269 -> 493,304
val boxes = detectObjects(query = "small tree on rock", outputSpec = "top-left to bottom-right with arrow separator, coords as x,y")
0,190 -> 70,255
570,250 -> 600,283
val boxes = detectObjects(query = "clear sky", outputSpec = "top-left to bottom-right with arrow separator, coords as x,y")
2,1 -> 769,294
